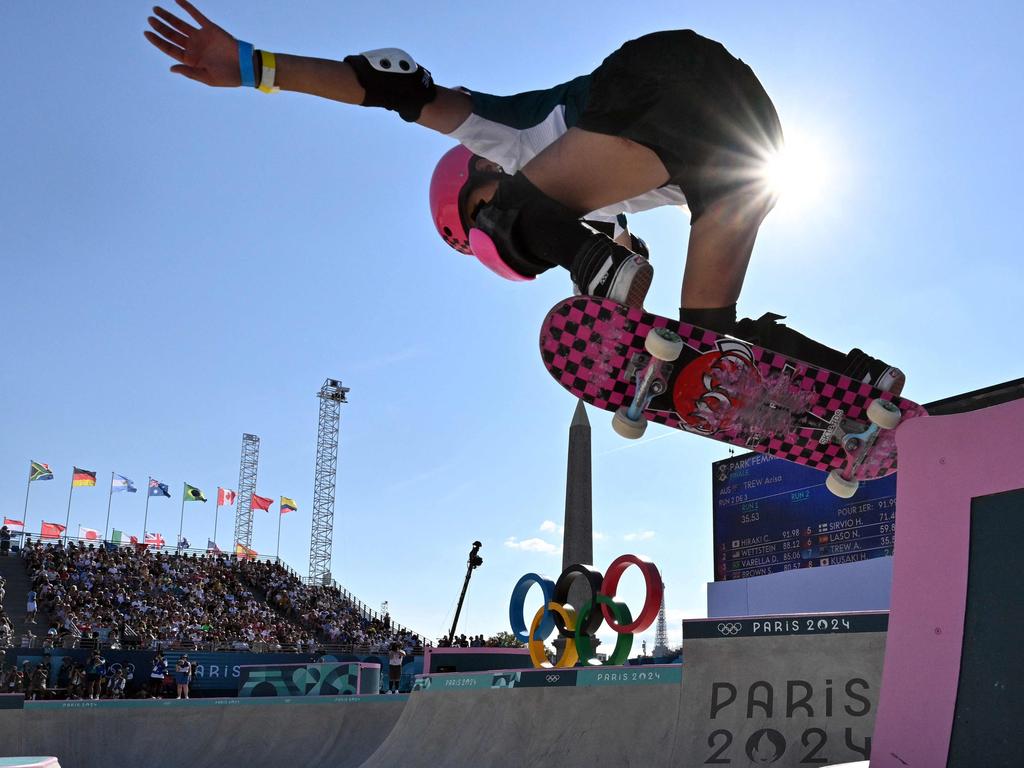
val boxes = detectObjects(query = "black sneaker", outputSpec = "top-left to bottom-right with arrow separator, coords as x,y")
571,240 -> 653,308
847,348 -> 906,396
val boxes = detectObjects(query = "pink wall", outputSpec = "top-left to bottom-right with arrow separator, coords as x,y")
871,398 -> 1024,766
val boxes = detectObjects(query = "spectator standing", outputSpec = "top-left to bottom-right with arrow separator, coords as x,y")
0,525 -> 11,555
175,655 -> 191,699
84,650 -> 106,700
149,652 -> 167,698
67,663 -> 85,699
387,644 -> 406,694
108,668 -> 126,699
26,588 -> 38,624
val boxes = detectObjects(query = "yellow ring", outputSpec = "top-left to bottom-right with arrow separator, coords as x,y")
528,602 -> 578,668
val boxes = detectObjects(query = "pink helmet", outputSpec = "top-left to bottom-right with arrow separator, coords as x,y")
429,145 -> 504,255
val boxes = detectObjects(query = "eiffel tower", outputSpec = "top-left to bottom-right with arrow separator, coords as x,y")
652,584 -> 670,658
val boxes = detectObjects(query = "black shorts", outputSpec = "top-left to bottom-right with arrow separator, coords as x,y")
576,30 -> 784,221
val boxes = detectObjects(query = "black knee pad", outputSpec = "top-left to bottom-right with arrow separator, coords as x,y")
474,172 -> 598,278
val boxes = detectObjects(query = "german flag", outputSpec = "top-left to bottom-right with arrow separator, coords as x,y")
72,467 -> 97,487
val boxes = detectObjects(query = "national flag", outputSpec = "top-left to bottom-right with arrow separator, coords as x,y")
177,535 -> 190,550
129,535 -> 139,545
144,532 -> 165,548
280,496 -> 297,514
234,542 -> 258,561
184,484 -> 207,503
110,530 -> 128,545
148,479 -> 171,498
207,539 -> 222,555
78,526 -> 100,541
41,522 -> 66,539
251,494 -> 273,512
29,461 -> 54,482
3,517 -> 24,529
111,474 -> 137,493
72,467 -> 97,487
217,488 -> 236,506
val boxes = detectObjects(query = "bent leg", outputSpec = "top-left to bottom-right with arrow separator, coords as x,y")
680,188 -> 773,310
521,127 -> 670,213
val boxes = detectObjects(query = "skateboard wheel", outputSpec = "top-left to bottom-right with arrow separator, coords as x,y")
826,470 -> 860,499
866,398 -> 902,430
612,408 -> 647,440
644,328 -> 684,362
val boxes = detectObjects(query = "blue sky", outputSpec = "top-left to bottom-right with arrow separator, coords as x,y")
2,2 -> 1022,650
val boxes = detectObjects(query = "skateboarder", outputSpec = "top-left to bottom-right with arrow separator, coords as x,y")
145,1 -> 904,394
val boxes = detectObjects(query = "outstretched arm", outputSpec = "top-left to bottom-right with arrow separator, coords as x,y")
144,0 -> 470,133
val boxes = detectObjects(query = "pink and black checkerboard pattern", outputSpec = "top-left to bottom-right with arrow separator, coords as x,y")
540,297 -> 927,480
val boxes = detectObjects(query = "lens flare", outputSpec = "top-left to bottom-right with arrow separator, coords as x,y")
762,131 -> 830,213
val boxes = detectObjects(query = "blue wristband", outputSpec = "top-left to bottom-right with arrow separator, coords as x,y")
237,40 -> 256,87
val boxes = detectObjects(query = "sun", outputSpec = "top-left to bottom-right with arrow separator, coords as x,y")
761,128 -> 832,214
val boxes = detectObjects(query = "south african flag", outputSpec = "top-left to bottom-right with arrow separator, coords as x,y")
29,461 -> 54,482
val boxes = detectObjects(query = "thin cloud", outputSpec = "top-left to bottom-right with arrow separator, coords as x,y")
624,530 -> 656,542
504,536 -> 560,555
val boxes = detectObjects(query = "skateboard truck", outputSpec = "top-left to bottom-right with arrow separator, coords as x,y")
612,328 -> 685,440
825,399 -> 903,498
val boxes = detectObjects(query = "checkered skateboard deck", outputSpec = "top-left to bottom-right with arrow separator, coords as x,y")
540,297 -> 927,481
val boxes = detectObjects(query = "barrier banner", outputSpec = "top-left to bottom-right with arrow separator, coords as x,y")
238,662 -> 380,697
674,613 -> 885,767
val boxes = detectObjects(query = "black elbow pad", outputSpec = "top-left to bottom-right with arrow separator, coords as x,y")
344,48 -> 437,122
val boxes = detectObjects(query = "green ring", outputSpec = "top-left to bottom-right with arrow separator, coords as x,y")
574,594 -> 633,666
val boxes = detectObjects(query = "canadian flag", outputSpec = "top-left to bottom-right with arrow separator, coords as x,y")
78,526 -> 100,541
144,532 -> 165,548
217,487 -> 237,506
3,517 -> 24,529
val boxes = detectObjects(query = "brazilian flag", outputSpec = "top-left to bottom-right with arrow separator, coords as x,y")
184,483 -> 207,503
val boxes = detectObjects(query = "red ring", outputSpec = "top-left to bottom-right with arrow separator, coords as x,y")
599,554 -> 663,633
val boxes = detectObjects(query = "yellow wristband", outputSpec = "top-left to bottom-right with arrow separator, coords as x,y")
258,51 -> 280,94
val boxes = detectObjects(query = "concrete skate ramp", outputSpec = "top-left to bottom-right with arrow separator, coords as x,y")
0,696 -> 404,768
359,672 -> 683,768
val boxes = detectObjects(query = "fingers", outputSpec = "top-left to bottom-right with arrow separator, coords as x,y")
170,65 -> 206,82
152,6 -> 197,36
144,30 -> 185,63
147,16 -> 188,49
175,0 -> 211,27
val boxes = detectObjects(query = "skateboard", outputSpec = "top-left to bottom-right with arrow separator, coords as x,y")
540,297 -> 928,497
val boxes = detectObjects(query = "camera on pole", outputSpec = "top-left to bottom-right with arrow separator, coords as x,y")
447,541 -> 483,646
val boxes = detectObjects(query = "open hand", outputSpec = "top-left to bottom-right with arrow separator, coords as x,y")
145,0 -> 242,87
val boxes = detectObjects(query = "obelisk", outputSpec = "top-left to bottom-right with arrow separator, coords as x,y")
562,400 -> 593,569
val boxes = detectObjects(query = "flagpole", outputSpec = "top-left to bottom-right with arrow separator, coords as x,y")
22,470 -> 31,545
104,472 -> 114,543
143,477 -> 152,542
213,494 -> 220,550
178,483 -> 186,551
63,471 -> 74,544
275,507 -> 283,562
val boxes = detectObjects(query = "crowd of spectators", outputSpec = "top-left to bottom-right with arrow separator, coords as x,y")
244,560 -> 421,653
0,649 -> 184,700
13,539 -> 420,654
0,574 -> 12,649
438,633 -> 510,648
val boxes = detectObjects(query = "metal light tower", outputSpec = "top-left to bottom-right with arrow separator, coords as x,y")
234,433 -> 260,550
308,378 -> 349,585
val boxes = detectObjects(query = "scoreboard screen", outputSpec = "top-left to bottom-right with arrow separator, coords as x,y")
712,453 -> 897,581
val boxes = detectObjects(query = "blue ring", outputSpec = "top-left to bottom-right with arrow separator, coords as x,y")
237,40 -> 256,87
508,573 -> 554,643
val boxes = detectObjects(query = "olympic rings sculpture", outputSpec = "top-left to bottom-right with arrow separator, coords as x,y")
508,554 -> 663,668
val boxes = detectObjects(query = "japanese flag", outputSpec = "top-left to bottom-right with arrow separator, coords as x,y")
217,487 -> 237,506
78,526 -> 100,541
